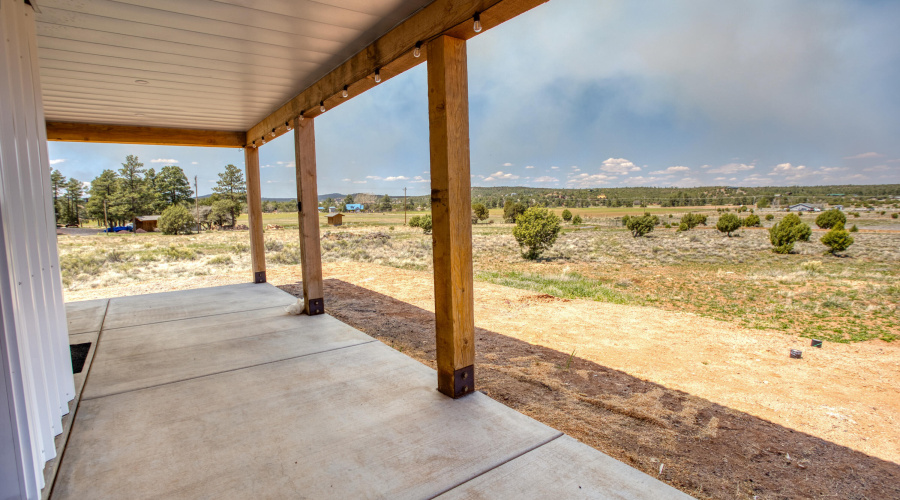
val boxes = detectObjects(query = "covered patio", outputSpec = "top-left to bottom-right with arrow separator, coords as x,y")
2,0 -> 693,497
55,284 -> 689,498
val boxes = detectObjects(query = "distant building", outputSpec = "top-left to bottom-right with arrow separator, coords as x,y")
328,206 -> 337,213
834,205 -> 844,211
133,215 -> 160,232
345,203 -> 364,212
788,203 -> 824,212
327,213 -> 343,226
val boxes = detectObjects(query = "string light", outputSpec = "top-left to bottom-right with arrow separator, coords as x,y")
285,121 -> 292,132
260,136 -> 266,145
473,12 -> 482,33
374,69 -> 381,83
270,128 -> 276,138
320,100 -> 326,112
342,85 -> 348,98
299,111 -> 305,123
413,41 -> 422,58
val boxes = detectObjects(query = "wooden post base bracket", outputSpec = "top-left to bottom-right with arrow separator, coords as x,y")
439,365 -> 474,399
307,298 -> 324,316
254,271 -> 266,284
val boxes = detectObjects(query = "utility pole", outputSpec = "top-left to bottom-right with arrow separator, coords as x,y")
404,187 -> 407,225
194,175 -> 200,233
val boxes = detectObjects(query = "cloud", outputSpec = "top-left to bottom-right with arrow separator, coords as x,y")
567,172 -> 616,187
502,162 -> 513,167
411,176 -> 429,183
550,166 -> 559,170
49,159 -> 66,165
843,152 -> 883,160
483,171 -> 520,181
342,178 -> 351,182
525,165 -> 535,169
650,165 -> 691,175
769,162 -> 807,174
151,158 -> 178,163
705,163 -> 755,174
191,161 -> 199,165
383,176 -> 409,181
366,175 -> 382,180
600,158 -> 641,173
353,180 -> 367,184
533,176 -> 559,183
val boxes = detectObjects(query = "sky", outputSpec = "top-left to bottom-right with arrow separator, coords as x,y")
48,0 -> 900,198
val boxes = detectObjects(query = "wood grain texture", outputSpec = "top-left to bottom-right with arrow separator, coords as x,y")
246,0 -> 549,142
244,146 -> 266,281
46,121 -> 244,147
293,117 -> 325,313
427,36 -> 475,398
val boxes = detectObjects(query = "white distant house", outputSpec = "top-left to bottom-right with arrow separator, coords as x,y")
788,203 -> 823,212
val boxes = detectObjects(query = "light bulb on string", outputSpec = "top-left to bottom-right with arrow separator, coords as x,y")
342,85 -> 348,98
270,128 -> 276,138
299,111 -> 305,123
413,41 -> 422,58
260,136 -> 266,145
320,101 -> 326,113
374,69 -> 381,83
473,12 -> 482,33
285,121 -> 292,132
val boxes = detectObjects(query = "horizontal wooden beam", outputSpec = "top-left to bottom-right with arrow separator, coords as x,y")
246,0 -> 549,145
46,121 -> 245,148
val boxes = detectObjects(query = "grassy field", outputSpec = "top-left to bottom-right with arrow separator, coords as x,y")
59,210 -> 899,343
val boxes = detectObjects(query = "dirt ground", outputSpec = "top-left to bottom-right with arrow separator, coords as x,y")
66,262 -> 900,499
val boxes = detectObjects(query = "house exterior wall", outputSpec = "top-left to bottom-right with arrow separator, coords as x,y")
0,0 -> 76,497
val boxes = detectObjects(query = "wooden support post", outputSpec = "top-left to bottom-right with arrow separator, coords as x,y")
244,146 -> 266,283
427,35 -> 475,398
293,117 -> 325,315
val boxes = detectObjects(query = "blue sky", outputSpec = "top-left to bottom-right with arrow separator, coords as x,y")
49,0 -> 900,198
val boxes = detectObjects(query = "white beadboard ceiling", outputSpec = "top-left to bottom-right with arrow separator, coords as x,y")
34,0 -> 434,131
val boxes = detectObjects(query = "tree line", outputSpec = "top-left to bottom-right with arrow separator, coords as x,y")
52,155 -> 247,228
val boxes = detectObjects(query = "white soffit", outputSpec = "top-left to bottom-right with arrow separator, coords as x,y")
34,0 -> 434,131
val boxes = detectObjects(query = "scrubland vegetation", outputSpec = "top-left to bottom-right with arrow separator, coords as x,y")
59,207 -> 899,344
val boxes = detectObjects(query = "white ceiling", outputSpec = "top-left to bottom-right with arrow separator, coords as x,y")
34,0 -> 433,131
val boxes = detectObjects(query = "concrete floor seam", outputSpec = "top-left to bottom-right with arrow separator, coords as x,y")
98,303 -> 292,332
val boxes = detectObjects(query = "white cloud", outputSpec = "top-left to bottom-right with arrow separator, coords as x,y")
525,165 -> 535,169
768,162 -> 807,174
151,158 -> 178,163
191,161 -> 199,165
502,162 -> 513,167
366,175 -> 382,180
566,173 -> 616,187
383,176 -> 409,181
49,159 -> 66,165
705,163 -> 755,174
887,159 -> 900,164
649,165 -> 690,175
600,158 -> 641,173
533,176 -> 559,183
81,181 -> 90,189
342,178 -> 351,182
353,180 -> 367,184
483,171 -> 520,182
411,176 -> 429,183
550,166 -> 559,170
843,152 -> 883,160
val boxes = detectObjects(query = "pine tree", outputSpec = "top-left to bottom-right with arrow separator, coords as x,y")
50,169 -> 66,224
86,169 -> 121,226
63,178 -> 84,226
212,164 -> 246,224
112,155 -> 146,220
157,165 -> 194,208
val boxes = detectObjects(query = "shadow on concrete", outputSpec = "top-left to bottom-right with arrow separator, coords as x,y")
278,279 -> 900,500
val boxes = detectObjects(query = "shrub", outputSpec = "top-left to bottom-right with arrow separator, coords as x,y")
716,213 -> 741,236
503,200 -> 526,223
815,209 -> 846,229
769,213 -> 810,254
893,213 -> 899,219
625,214 -> 655,237
512,207 -> 561,260
678,212 -> 707,231
765,214 -> 774,221
821,222 -> 854,255
572,214 -> 583,225
561,209 -> 573,222
738,205 -> 748,213
742,214 -> 761,227
159,205 -> 195,235
849,224 -> 858,232
472,203 -> 489,223
757,198 -> 771,209
409,214 -> 432,234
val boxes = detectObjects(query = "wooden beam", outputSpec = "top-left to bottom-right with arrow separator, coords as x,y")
246,0 -> 548,143
244,146 -> 266,283
428,35 -> 475,399
293,117 -> 325,315
46,121 -> 245,148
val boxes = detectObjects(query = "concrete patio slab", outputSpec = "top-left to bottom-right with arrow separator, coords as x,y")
53,341 -> 562,499
83,308 -> 374,399
63,298 -> 108,335
436,435 -> 693,499
101,283 -> 295,330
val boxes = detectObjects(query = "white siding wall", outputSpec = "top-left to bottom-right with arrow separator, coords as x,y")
0,0 -> 75,497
